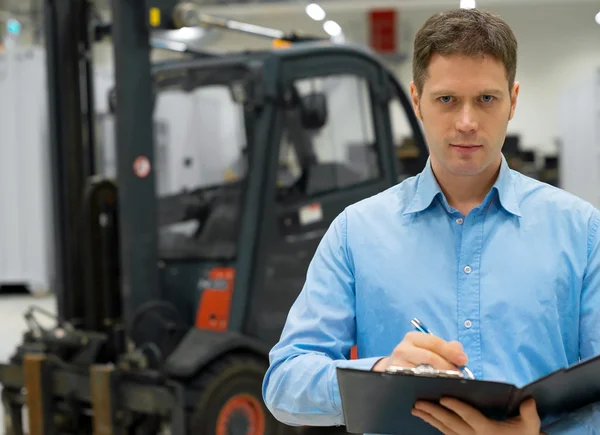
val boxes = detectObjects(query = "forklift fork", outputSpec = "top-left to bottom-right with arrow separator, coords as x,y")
23,354 -> 55,435
89,364 -> 122,435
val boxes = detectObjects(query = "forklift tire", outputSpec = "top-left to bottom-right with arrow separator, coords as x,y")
190,353 -> 294,435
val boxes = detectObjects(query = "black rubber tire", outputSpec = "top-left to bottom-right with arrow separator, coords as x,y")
190,354 -> 293,435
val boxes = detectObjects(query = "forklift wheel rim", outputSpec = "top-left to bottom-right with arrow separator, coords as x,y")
216,393 -> 265,435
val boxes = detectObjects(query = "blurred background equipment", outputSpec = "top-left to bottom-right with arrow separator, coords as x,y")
557,68 -> 600,206
0,46 -> 54,296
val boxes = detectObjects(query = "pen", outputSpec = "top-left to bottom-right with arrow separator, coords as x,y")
410,317 -> 476,380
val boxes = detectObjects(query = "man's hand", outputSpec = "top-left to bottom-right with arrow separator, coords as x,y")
372,332 -> 468,372
412,397 -> 542,435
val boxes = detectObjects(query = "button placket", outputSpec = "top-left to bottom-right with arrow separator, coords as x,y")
456,210 -> 483,379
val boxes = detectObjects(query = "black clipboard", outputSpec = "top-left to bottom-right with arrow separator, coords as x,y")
336,354 -> 600,434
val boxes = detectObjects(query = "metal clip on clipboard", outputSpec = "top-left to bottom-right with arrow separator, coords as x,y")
406,318 -> 477,380
385,364 -> 467,379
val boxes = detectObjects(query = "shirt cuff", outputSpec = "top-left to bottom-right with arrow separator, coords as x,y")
330,357 -> 386,415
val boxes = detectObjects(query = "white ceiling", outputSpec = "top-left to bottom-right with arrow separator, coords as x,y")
198,0 -> 600,16
1,0 -> 598,20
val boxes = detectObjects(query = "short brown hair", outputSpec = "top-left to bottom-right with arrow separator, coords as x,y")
412,8 -> 518,95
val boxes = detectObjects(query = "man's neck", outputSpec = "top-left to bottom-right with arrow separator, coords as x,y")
430,156 -> 502,216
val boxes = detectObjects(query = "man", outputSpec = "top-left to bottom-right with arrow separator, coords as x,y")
262,8 -> 600,435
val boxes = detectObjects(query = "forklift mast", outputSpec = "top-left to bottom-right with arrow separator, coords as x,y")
110,0 -> 161,336
44,0 -> 97,328
45,0 -> 164,337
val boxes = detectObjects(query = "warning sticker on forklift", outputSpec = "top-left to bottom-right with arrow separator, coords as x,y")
133,156 -> 151,178
299,203 -> 323,226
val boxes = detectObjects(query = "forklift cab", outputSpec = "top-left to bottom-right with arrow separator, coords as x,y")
145,42 -> 427,356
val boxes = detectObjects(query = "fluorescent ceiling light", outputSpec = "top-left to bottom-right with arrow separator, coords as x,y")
306,3 -> 326,21
460,0 -> 476,9
323,20 -> 342,37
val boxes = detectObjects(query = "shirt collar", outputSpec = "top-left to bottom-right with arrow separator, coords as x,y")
403,154 -> 521,217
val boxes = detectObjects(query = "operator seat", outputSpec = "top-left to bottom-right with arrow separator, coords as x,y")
283,109 -> 363,196
194,186 -> 241,260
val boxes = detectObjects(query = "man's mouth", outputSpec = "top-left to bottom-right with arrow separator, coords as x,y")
450,144 -> 482,153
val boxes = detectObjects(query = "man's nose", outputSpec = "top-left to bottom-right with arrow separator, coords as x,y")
455,105 -> 479,134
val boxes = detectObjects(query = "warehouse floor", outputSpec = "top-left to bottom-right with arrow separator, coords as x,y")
0,293 -> 56,361
0,293 -> 56,433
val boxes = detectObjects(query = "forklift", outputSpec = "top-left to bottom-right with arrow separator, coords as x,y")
0,1 -> 428,434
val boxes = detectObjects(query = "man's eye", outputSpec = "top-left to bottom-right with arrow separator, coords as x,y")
481,95 -> 495,103
439,96 -> 453,103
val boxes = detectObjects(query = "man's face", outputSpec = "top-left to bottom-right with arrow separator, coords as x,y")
410,53 -> 519,177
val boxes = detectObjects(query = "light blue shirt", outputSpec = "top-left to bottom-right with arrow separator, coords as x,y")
262,155 -> 600,434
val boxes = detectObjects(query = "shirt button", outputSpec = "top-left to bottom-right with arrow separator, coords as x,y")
464,265 -> 472,274
456,218 -> 464,225
464,320 -> 473,328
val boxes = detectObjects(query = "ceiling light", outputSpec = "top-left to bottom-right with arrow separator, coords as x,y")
460,0 -> 476,9
306,3 -> 326,21
595,11 -> 600,25
323,20 -> 342,37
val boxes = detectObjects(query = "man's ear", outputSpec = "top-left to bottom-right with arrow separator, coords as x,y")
409,81 -> 422,120
509,81 -> 520,121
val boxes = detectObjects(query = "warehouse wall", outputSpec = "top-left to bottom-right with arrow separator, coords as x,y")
96,0 -> 597,158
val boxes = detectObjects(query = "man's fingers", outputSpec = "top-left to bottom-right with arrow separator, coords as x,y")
398,344 -> 461,371
414,401 -> 473,434
411,409 -> 460,435
439,397 -> 487,430
520,398 -> 541,426
405,332 -> 468,366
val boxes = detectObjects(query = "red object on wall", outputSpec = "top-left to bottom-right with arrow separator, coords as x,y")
368,9 -> 397,54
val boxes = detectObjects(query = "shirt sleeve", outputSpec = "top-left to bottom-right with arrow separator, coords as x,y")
261,210 -> 384,427
543,210 -> 600,435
